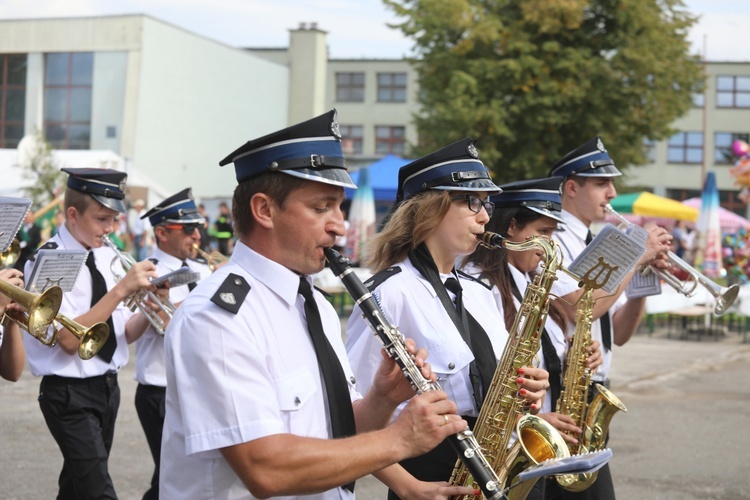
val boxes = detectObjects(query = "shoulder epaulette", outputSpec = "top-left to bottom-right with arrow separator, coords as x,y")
555,226 -> 567,233
28,241 -> 58,262
363,266 -> 401,292
457,269 -> 492,290
210,273 -> 250,314
191,255 -> 208,264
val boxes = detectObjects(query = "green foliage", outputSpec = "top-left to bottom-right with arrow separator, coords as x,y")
17,129 -> 65,208
385,0 -> 704,184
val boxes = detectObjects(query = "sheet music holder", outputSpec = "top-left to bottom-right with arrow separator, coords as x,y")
621,223 -> 662,298
0,197 -> 32,252
516,449 -> 613,483
151,267 -> 200,288
569,224 -> 646,293
26,250 -> 88,293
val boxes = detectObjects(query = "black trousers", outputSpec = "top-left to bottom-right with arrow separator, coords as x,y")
39,373 -> 120,500
134,384 -> 166,500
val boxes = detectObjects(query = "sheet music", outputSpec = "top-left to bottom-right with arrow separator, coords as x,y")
27,250 -> 88,293
0,197 -> 32,252
569,224 -> 646,294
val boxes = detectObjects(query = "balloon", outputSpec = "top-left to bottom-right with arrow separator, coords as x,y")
732,139 -> 750,158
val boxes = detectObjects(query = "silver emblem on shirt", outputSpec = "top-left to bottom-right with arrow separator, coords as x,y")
220,292 -> 236,305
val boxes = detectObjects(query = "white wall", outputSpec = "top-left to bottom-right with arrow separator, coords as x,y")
134,17 -> 289,198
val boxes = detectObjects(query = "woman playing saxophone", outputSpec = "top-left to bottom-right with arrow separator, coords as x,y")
461,177 -> 603,500
346,140 -> 549,499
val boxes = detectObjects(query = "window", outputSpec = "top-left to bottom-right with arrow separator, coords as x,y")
44,52 -> 94,149
715,132 -> 750,164
667,132 -> 703,164
716,75 -> 750,108
339,125 -> 363,155
691,92 -> 705,108
0,54 -> 27,148
642,138 -> 656,163
375,126 -> 405,155
336,73 -> 364,102
377,73 -> 407,102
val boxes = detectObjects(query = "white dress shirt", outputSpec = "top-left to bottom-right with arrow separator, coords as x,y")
345,258 -> 509,419
23,223 -> 133,377
160,241 -> 360,500
551,210 -> 625,381
133,247 -> 211,387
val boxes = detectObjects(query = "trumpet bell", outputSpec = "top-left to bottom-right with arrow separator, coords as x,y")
714,283 -> 740,316
55,314 -> 110,360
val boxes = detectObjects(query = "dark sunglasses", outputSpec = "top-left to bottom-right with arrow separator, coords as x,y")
164,223 -> 201,235
451,195 -> 494,217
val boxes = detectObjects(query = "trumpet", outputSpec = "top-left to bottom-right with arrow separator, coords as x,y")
102,235 -> 175,335
605,204 -> 739,315
192,244 -> 228,271
0,239 -> 21,267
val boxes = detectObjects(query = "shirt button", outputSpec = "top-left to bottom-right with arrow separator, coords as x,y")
294,397 -> 301,406
234,278 -> 242,286
349,376 -> 356,385
448,362 -> 455,370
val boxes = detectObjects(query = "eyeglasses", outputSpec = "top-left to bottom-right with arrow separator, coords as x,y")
451,195 -> 494,217
164,223 -> 201,235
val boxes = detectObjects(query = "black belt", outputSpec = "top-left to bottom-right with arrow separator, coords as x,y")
43,372 -> 117,385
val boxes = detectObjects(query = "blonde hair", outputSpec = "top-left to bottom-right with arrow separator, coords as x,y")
366,190 -> 452,272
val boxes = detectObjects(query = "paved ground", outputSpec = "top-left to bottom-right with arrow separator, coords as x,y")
2,326 -> 750,499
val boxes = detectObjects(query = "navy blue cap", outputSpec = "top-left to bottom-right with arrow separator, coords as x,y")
491,177 -> 566,224
548,137 -> 622,179
141,188 -> 205,226
219,109 -> 356,189
397,138 -> 501,201
62,167 -> 127,213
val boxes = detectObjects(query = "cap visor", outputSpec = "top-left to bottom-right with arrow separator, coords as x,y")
282,168 -> 357,189
433,178 -> 502,196
92,195 -> 127,214
527,206 -> 566,224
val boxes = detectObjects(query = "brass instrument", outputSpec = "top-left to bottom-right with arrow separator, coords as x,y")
0,279 -> 62,344
605,204 -> 739,315
192,244 -> 228,271
450,232 -> 571,499
102,235 -> 175,335
0,239 -> 21,267
555,269 -> 627,492
1,281 -> 109,359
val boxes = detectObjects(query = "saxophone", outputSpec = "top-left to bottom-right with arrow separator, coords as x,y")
555,262 -> 628,492
450,232 -> 570,500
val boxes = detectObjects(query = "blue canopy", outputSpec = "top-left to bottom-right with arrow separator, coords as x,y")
345,154 -> 411,201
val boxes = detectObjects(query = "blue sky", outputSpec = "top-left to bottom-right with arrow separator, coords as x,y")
0,0 -> 747,61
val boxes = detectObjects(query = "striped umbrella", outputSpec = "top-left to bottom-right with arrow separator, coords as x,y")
693,173 -> 724,278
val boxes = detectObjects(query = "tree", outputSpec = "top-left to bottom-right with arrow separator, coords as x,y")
385,0 -> 704,184
16,129 -> 65,208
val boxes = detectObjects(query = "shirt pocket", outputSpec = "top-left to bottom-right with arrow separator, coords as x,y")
274,367 -> 318,411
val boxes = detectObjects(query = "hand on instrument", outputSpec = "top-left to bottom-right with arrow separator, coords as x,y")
516,366 -> 549,412
640,223 -> 673,264
118,260 -> 158,296
537,412 -> 581,445
646,250 -> 671,271
390,390 -> 466,458
0,269 -> 24,313
587,339 -> 603,371
372,338 -> 433,407
392,479 -> 479,499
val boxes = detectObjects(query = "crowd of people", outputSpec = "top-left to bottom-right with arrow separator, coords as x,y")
0,109 -> 675,500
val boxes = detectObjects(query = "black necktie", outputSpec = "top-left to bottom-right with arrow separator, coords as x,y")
584,230 -> 612,351
181,261 -> 197,291
444,277 -> 496,410
509,276 -> 561,411
86,252 -> 117,362
298,277 -> 355,493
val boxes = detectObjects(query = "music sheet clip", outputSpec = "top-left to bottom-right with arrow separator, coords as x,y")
151,267 -> 200,288
27,250 -> 88,293
569,224 -> 646,293
0,197 -> 32,252
516,448 -> 613,482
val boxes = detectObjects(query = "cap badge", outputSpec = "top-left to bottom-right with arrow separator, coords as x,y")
596,138 -> 607,153
466,143 -> 479,159
330,119 -> 342,140
220,292 -> 236,305
119,179 -> 126,192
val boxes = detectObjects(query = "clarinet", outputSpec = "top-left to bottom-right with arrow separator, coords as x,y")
325,247 -> 504,500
